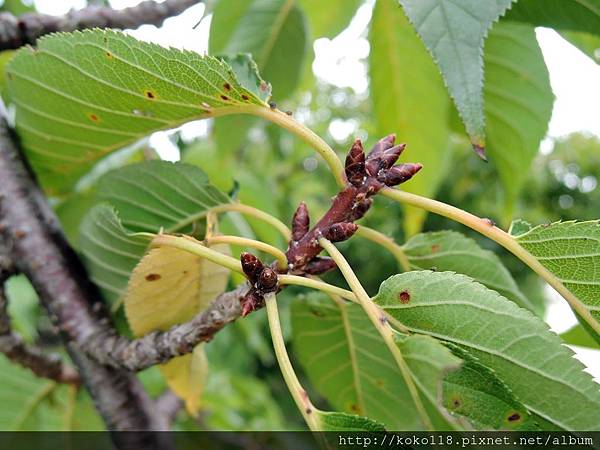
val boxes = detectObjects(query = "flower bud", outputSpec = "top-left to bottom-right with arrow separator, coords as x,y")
292,202 -> 310,241
258,267 -> 278,291
345,139 -> 366,186
383,163 -> 423,186
367,134 -> 396,159
240,291 -> 263,317
365,157 -> 382,177
324,222 -> 358,242
350,197 -> 372,221
240,252 -> 264,282
380,144 -> 406,169
304,257 -> 337,275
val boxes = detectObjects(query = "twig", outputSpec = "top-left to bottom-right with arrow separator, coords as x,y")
155,390 -> 184,430
0,0 -> 201,51
81,284 -> 249,371
0,118 -> 169,446
0,276 -> 80,384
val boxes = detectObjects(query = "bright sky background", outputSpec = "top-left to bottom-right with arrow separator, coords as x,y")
30,0 -> 600,379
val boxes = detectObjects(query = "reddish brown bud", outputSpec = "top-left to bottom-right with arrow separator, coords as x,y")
258,267 -> 278,291
240,252 -> 264,282
380,144 -> 406,169
324,222 -> 358,242
365,157 -> 382,177
350,197 -> 372,221
292,202 -> 310,241
304,257 -> 337,275
367,134 -> 396,159
241,291 -> 264,317
345,139 -> 366,186
383,163 -> 423,186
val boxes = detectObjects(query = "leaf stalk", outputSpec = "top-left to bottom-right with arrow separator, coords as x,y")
319,237 -> 432,430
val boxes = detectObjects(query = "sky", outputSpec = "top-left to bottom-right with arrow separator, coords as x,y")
29,0 -> 600,379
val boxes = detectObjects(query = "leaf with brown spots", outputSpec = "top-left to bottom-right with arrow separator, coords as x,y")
6,30 -> 271,193
441,344 -> 537,430
292,293 -> 457,430
403,231 -> 539,315
376,271 -> 600,430
396,334 -> 463,430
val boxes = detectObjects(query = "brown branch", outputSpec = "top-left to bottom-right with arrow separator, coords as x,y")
0,118 -> 171,449
0,0 -> 202,51
81,284 -> 248,371
0,271 -> 80,384
155,390 -> 184,429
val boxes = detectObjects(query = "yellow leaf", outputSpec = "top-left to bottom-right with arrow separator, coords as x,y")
160,344 -> 208,415
124,233 -> 230,415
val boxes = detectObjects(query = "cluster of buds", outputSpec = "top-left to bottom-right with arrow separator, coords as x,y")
345,134 -> 422,189
288,201 -> 358,274
238,134 -> 423,316
239,252 -> 279,316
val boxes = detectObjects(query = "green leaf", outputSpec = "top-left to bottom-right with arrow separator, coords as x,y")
560,325 -> 600,350
513,220 -> 600,337
443,345 -> 537,430
5,275 -> 40,343
80,204 -> 151,305
0,0 -> 35,15
209,0 -> 308,100
369,0 -> 451,234
201,367 -> 286,430
96,160 -> 230,233
508,219 -> 533,236
375,271 -> 600,430
54,190 -> 97,249
396,334 -> 463,430
397,0 -> 514,150
6,30 -> 270,193
299,0 -> 361,38
403,230 -> 538,314
559,31 -> 600,64
505,0 -> 600,35
484,21 -> 553,214
316,411 -> 386,431
0,50 -> 16,101
0,355 -> 103,430
291,294 -> 423,429
79,161 -> 230,305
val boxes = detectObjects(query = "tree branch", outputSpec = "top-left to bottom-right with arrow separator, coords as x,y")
155,390 -> 184,429
0,272 -> 80,384
81,284 -> 248,371
0,118 -> 170,448
0,0 -> 202,51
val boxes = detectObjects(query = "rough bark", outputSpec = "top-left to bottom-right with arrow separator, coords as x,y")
0,119 -> 169,448
0,0 -> 201,50
155,390 -> 184,429
81,284 -> 248,371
